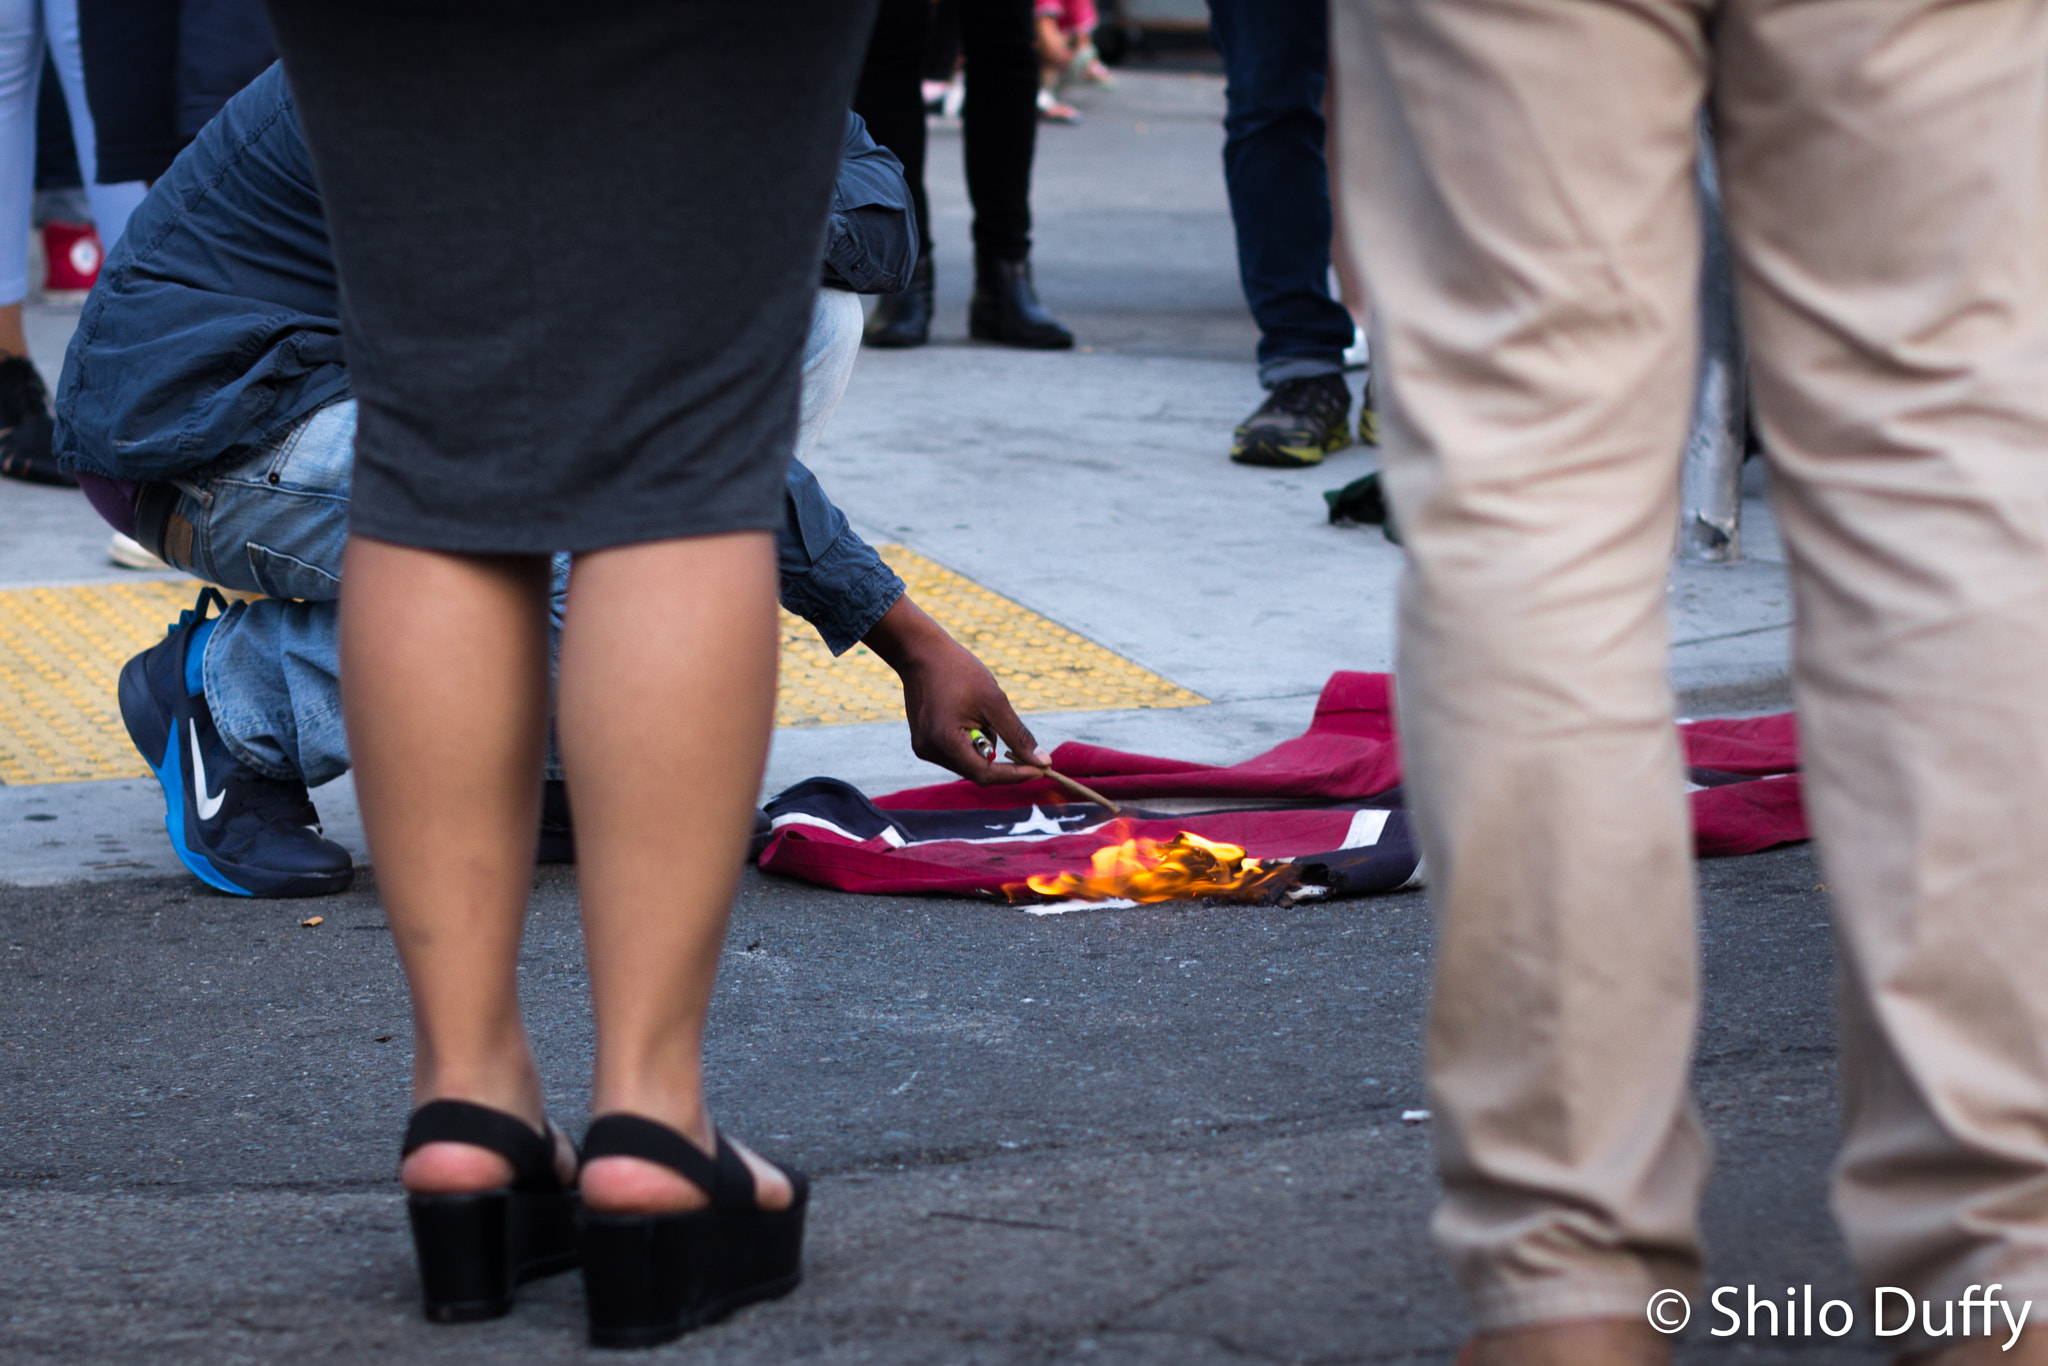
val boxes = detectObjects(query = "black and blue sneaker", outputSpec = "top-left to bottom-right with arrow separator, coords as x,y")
118,587 -> 354,898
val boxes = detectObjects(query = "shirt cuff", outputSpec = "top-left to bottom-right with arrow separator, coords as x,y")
780,531 -> 907,656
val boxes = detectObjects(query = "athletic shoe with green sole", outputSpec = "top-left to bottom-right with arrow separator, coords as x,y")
1356,369 -> 1379,448
1230,373 -> 1351,468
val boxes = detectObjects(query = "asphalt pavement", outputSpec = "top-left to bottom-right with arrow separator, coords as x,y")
0,65 -> 1863,1366
2,849 -> 1864,1365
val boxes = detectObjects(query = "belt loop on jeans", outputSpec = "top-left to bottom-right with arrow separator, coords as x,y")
132,482 -> 195,570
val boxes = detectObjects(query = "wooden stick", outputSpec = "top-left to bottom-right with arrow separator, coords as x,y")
1040,766 -> 1121,816
969,727 -> 1121,814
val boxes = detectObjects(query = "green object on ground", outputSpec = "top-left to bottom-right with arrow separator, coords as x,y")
1323,472 -> 1402,545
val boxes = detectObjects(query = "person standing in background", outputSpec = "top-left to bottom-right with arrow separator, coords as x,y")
857,0 -> 1074,351
77,0 -> 274,187
1031,0 -> 1110,125
1207,0 -> 1374,470
1329,0 -> 2048,1361
35,59 -> 113,300
0,0 -> 147,485
1033,0 -> 1112,96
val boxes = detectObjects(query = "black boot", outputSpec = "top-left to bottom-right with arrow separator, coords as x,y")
864,253 -> 933,349
0,355 -> 69,487
968,254 -> 1073,350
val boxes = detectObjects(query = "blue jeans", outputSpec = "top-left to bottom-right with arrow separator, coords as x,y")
172,287 -> 869,787
1205,0 -> 1354,386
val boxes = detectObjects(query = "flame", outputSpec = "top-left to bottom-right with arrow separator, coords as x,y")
1011,827 -> 1289,904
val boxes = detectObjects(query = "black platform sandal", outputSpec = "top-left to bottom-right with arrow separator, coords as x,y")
579,1114 -> 809,1349
401,1099 -> 581,1323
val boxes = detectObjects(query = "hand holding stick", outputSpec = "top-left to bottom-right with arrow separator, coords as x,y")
969,728 -> 1121,815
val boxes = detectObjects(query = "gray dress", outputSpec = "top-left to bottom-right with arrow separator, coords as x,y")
261,0 -> 879,554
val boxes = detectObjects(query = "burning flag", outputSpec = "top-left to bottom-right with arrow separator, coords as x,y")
1010,825 -> 1291,905
752,672 -> 1807,911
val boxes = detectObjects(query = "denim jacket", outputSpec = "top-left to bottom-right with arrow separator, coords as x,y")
56,63 -> 910,655
822,113 -> 920,294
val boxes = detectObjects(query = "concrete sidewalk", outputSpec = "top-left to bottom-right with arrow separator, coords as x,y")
1,851 -> 1861,1366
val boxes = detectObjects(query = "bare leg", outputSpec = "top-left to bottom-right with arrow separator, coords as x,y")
0,303 -> 27,357
339,538 -> 557,1194
559,532 -> 791,1215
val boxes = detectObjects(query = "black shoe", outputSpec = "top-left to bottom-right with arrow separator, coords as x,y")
863,253 -> 933,349
117,587 -> 354,897
579,1115 -> 809,1349
0,356 -> 70,487
1229,373 -> 1351,468
968,254 -> 1074,350
403,1100 -> 581,1324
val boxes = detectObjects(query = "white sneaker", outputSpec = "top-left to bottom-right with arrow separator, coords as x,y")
108,531 -> 166,570
1036,87 -> 1081,124
1343,325 -> 1372,372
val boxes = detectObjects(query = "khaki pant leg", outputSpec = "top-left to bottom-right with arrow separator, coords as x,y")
1712,0 -> 2048,1311
1329,0 -> 1715,1329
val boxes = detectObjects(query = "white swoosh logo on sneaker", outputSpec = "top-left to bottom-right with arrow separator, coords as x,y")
189,721 -> 225,822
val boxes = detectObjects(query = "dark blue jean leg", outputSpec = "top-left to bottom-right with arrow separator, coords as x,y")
1206,0 -> 1354,384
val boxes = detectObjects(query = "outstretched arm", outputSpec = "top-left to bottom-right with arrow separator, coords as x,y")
776,468 -> 1043,783
860,595 -> 1049,784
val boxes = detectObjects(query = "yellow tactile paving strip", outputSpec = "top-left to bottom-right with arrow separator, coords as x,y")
0,550 -> 1203,784
776,545 -> 1205,728
0,579 -> 205,785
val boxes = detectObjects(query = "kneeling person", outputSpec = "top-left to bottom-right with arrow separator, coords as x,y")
58,65 -> 1043,897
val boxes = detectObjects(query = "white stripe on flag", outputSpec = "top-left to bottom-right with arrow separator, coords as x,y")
771,812 -> 907,847
1340,808 -> 1391,849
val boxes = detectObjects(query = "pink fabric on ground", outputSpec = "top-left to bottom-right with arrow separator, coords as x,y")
755,673 -> 1808,899
877,673 -> 1404,811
